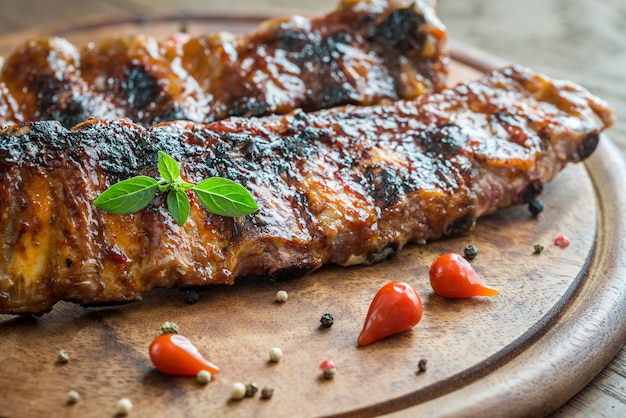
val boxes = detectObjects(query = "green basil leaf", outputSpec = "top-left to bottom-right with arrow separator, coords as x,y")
93,176 -> 159,215
192,177 -> 258,217
167,189 -> 191,226
158,151 -> 180,183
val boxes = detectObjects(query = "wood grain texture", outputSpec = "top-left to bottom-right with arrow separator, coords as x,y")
388,138 -> 626,418
0,12 -> 624,418
551,348 -> 626,418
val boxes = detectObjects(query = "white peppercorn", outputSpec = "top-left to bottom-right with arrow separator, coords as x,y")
269,347 -> 283,362
230,382 -> 246,400
116,398 -> 133,415
196,370 -> 212,384
67,390 -> 80,404
275,290 -> 288,303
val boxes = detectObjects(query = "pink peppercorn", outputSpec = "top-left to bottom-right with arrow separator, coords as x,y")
319,359 -> 337,379
554,235 -> 570,248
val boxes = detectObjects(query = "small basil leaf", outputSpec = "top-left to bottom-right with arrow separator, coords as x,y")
93,176 -> 159,215
178,179 -> 194,191
167,189 -> 191,226
192,177 -> 258,217
158,151 -> 180,183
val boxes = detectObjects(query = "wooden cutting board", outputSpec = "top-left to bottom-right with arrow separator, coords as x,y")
0,14 -> 624,418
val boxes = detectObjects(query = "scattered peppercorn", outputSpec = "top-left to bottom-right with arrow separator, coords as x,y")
269,347 -> 283,362
528,199 -> 544,216
245,382 -> 259,397
463,244 -> 478,260
533,243 -> 544,254
67,390 -> 80,404
183,289 -> 200,305
116,398 -> 133,416
554,235 -> 571,248
320,313 -> 334,328
161,321 -> 179,334
179,19 -> 191,34
230,382 -> 247,400
319,359 -> 337,379
417,359 -> 428,373
56,350 -> 70,364
196,370 -> 212,385
275,290 -> 289,303
260,385 -> 274,400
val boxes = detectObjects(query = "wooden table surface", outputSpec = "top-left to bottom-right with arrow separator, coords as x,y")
0,1 -> 623,417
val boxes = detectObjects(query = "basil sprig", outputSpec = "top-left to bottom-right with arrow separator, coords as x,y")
93,151 -> 258,225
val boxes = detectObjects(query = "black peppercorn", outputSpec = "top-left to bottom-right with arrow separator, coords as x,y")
245,383 -> 258,397
320,313 -> 334,328
528,199 -> 544,216
183,289 -> 200,305
260,385 -> 274,400
463,244 -> 478,260
417,358 -> 428,373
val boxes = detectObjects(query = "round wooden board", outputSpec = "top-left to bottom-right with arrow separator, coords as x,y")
0,14 -> 624,418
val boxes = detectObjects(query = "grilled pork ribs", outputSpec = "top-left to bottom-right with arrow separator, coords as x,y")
0,66 -> 614,314
0,0 -> 448,128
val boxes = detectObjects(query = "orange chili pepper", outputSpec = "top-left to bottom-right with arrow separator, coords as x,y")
357,281 -> 423,346
149,333 -> 220,376
429,253 -> 499,298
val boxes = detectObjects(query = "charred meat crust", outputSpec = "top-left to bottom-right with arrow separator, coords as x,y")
0,65 -> 614,314
0,0 -> 448,128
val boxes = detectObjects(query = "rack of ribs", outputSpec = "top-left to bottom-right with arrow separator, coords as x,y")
0,65 -> 614,314
0,0 -> 448,128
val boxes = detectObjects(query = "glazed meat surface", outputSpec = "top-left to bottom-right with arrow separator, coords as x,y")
0,0 -> 448,128
0,65 -> 614,314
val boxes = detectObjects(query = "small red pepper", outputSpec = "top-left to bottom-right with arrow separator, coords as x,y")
149,333 -> 220,376
357,281 -> 423,347
429,253 -> 499,298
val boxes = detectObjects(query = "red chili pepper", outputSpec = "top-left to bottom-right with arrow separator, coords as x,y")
554,235 -> 570,248
149,333 -> 220,376
429,253 -> 499,298
357,281 -> 423,347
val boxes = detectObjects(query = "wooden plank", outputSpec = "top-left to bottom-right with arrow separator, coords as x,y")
550,348 -> 626,418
